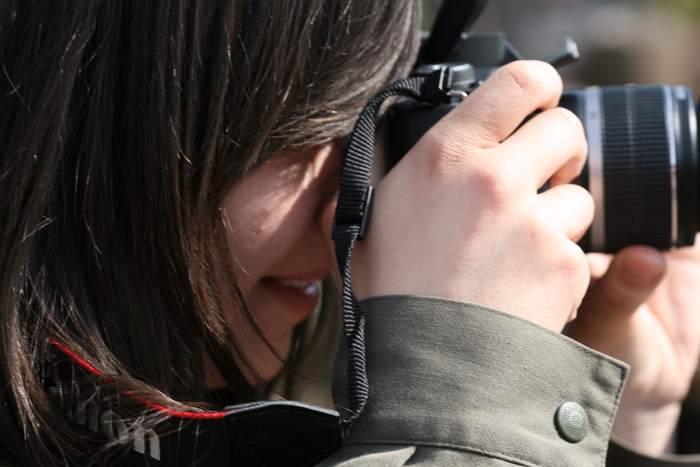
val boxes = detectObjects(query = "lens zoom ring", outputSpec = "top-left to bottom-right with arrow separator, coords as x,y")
600,86 -> 672,251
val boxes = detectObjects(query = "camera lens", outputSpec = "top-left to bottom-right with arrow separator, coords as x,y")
560,86 -> 699,253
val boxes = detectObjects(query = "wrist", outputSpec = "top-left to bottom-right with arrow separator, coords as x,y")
612,401 -> 681,456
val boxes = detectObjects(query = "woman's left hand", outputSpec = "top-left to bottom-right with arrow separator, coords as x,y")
565,235 -> 700,456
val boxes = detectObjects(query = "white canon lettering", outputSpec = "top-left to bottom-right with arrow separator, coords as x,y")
100,410 -> 129,444
133,424 -> 161,461
70,402 -> 162,461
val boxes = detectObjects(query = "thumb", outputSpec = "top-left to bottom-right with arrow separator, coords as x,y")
566,245 -> 666,342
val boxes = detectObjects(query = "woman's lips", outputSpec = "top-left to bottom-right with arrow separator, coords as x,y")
260,277 -> 322,316
276,278 -> 321,295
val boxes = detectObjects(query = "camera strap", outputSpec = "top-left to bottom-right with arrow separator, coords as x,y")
332,67 -> 456,436
48,338 -> 343,466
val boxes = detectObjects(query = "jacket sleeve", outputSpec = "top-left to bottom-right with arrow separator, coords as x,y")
319,295 -> 629,466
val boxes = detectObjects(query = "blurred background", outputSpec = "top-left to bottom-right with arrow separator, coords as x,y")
423,0 -> 700,91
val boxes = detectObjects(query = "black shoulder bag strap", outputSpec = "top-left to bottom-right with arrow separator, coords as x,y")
332,67 -> 457,436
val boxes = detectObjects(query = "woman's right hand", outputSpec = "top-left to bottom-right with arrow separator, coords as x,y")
352,60 -> 593,332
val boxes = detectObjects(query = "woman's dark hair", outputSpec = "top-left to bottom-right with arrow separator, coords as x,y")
0,0 -> 421,463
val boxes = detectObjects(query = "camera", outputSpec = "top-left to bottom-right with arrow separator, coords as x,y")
386,0 -> 699,253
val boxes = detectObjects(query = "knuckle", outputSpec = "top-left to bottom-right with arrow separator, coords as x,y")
530,204 -> 553,230
574,183 -> 595,210
418,130 -> 464,170
549,107 -> 585,139
524,209 -> 588,281
496,61 -> 557,101
560,245 -> 589,281
571,188 -> 595,235
547,240 -> 590,292
419,135 -> 516,208
468,159 -> 517,208
418,127 -> 485,175
524,207 -> 556,244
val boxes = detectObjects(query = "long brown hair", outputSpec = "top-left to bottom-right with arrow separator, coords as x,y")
0,0 -> 421,463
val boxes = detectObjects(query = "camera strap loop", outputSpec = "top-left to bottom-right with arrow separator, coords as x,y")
333,68 -> 454,436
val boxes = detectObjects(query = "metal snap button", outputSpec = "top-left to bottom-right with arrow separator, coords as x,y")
555,402 -> 589,443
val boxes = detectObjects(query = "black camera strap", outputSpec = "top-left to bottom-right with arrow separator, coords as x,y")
422,0 -> 489,64
48,338 -> 343,466
332,67 -> 456,436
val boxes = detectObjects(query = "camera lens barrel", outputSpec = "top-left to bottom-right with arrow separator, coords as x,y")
560,85 -> 699,253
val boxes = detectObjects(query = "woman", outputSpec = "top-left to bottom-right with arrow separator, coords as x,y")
0,0 -> 420,463
1,0 -> 699,465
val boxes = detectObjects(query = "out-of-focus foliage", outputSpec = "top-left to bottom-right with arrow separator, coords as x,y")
644,0 -> 700,18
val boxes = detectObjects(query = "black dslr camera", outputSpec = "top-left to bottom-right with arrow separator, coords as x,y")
387,0 -> 699,253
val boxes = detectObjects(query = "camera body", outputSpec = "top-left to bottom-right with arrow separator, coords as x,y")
386,30 -> 700,253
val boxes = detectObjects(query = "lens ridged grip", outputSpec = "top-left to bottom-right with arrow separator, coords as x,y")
600,86 -> 672,252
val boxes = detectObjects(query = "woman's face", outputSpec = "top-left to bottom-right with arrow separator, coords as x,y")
219,143 -> 341,382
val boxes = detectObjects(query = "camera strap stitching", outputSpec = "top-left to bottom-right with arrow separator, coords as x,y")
333,69 -> 453,436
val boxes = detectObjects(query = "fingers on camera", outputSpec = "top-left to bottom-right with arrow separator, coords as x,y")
442,60 -> 563,150
504,106 -> 587,188
537,184 -> 594,243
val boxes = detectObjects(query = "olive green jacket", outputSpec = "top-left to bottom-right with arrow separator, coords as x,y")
318,295 -> 700,466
